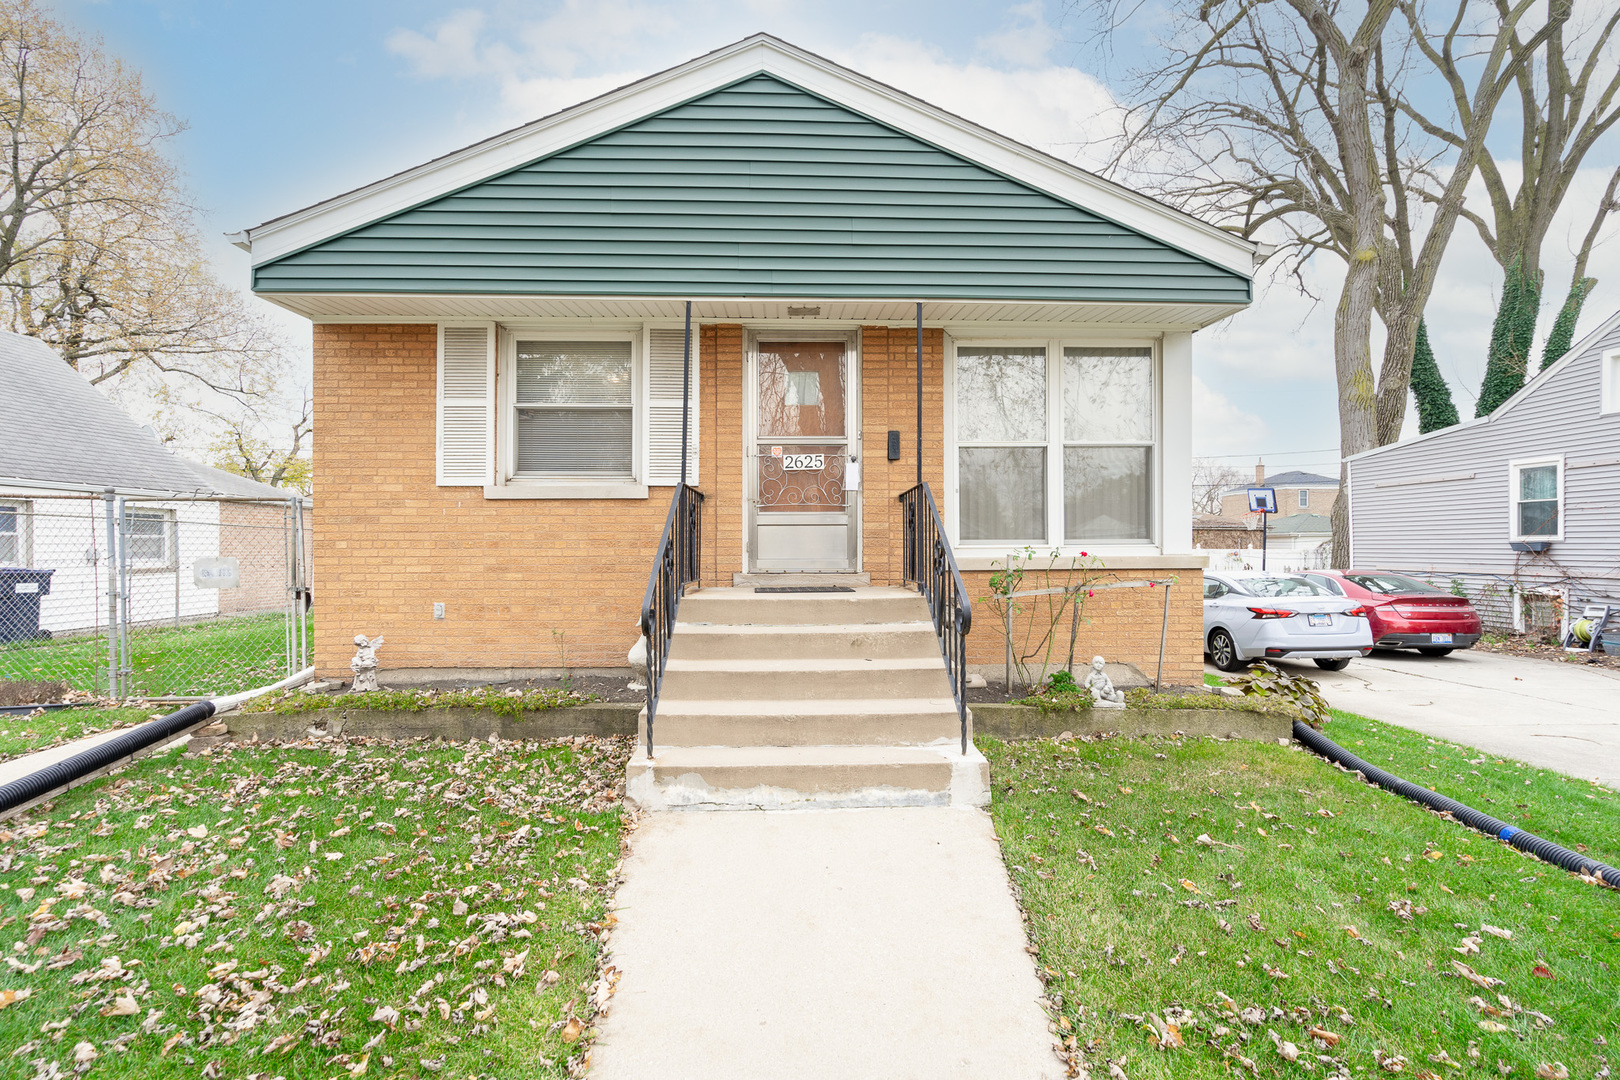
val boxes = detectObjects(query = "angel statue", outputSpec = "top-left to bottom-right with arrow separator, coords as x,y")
350,634 -> 384,692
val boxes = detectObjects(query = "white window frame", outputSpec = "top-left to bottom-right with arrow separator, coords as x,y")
1507,455 -> 1564,543
946,335 -> 1161,551
1298,488 -> 1309,508
0,499 -> 31,567
492,328 -> 646,499
1602,349 -> 1620,415
125,507 -> 176,569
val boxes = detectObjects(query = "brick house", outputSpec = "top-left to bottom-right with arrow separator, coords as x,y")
237,35 -> 1258,698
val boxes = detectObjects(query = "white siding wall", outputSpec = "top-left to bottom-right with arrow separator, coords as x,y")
1348,316 -> 1620,631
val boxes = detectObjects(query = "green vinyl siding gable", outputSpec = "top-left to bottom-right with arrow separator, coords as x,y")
254,75 -> 1250,304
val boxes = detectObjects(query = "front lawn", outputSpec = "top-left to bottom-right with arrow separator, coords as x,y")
0,734 -> 629,1079
0,707 -> 153,765
0,613 -> 311,698
988,712 -> 1620,1080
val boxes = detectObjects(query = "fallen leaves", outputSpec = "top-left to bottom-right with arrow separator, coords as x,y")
0,988 -> 33,1009
1453,961 -> 1506,989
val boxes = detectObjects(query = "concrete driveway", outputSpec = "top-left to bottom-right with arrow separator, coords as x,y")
1241,649 -> 1620,787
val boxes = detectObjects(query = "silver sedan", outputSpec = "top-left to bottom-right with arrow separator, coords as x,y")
1203,571 -> 1373,672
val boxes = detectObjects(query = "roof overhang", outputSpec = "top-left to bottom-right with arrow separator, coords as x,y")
262,293 -> 1249,331
239,34 -> 1259,282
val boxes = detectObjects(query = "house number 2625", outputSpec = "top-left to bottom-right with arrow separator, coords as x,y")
782,453 -> 825,471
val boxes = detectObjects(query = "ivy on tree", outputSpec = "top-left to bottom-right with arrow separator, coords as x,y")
1408,319 -> 1458,434
1476,258 -> 1541,417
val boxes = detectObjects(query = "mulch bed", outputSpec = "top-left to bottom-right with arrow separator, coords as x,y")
1474,635 -> 1620,670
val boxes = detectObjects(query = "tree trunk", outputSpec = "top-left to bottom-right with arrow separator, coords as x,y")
1477,256 -> 1542,416
1408,318 -> 1459,433
1540,277 -> 1595,369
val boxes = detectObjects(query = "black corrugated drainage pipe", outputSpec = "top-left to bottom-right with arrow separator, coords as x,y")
0,667 -> 313,818
1293,720 -> 1618,891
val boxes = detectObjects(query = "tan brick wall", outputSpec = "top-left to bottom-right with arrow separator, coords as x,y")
960,568 -> 1206,688
313,324 -> 683,677
218,502 -> 315,616
313,322 -> 1205,685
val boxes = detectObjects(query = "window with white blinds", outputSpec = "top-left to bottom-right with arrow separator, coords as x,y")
513,340 -> 634,478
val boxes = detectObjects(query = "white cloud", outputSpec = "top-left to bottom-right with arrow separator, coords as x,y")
386,9 -> 490,80
977,1 -> 1061,68
1190,376 -> 1268,456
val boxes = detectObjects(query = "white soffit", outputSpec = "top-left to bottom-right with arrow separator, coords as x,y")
261,293 -> 1249,330
241,35 -> 1258,280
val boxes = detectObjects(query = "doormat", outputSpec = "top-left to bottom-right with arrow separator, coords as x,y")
754,586 -> 856,593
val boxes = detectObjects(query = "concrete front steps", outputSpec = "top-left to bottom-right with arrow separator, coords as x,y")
626,586 -> 989,810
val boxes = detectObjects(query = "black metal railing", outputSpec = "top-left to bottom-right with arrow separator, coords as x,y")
899,482 -> 972,754
639,483 -> 704,757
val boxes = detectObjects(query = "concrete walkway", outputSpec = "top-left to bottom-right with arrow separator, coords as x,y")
1252,649 -> 1620,787
0,725 -> 144,788
591,807 -> 1062,1080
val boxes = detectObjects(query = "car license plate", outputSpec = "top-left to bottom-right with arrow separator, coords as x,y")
1431,633 -> 1453,644
1308,613 -> 1331,627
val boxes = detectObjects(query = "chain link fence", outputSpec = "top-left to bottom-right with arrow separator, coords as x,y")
0,486 -> 310,702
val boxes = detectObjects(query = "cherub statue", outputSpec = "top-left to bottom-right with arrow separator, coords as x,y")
1083,655 -> 1126,709
350,634 -> 384,692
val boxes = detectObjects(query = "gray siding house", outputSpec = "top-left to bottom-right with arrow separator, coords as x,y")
1346,308 -> 1620,634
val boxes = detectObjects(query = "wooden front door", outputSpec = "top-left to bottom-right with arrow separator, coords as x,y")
747,336 -> 860,571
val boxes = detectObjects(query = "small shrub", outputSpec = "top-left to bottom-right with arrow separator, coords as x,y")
1227,661 -> 1330,728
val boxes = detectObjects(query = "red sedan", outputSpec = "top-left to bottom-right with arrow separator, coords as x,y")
1300,571 -> 1483,656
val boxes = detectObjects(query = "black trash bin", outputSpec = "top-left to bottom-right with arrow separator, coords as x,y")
0,568 -> 54,644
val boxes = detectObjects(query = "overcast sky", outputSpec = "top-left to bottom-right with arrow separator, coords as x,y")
56,0 -> 1620,481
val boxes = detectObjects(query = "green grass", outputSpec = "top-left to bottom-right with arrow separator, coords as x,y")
1204,674 -> 1224,687
0,707 -> 153,765
987,711 -> 1620,1080
0,734 -> 628,1079
0,613 -> 311,698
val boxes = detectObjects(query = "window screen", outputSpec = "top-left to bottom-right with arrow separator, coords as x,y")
1062,348 -> 1153,542
1516,464 -> 1558,538
127,510 -> 171,564
514,341 -> 633,478
0,504 -> 21,566
955,347 -> 1046,543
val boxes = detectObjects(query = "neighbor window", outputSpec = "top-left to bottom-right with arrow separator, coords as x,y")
512,340 -> 634,478
1298,488 -> 1309,508
1509,458 -> 1561,540
1604,350 -> 1620,414
0,502 -> 28,566
126,508 -> 174,566
953,342 -> 1154,546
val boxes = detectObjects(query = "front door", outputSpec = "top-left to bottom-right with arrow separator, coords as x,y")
748,337 -> 859,571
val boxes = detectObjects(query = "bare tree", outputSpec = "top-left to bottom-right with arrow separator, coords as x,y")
0,0 -> 284,403
1106,0 -> 1560,564
1191,459 -> 1245,516
1399,1 -> 1620,408
205,395 -> 313,495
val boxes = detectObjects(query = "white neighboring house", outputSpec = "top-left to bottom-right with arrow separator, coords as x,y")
1347,308 -> 1620,635
0,330 -> 308,639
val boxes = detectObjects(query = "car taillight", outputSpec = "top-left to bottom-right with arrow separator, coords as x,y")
1344,606 -> 1367,617
1248,607 -> 1296,619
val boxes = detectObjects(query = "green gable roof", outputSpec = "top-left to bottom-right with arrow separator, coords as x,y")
253,74 -> 1250,304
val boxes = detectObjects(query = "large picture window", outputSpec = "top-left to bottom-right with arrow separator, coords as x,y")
512,340 -> 634,479
954,342 -> 1156,547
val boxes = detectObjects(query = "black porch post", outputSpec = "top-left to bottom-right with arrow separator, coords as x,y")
915,302 -> 923,487
680,300 -> 692,485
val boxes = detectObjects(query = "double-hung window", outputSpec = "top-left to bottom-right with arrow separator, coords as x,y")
512,339 -> 634,480
126,508 -> 174,567
0,501 -> 28,566
955,346 -> 1048,543
1509,457 -> 1561,541
1061,347 -> 1153,541
954,342 -> 1155,547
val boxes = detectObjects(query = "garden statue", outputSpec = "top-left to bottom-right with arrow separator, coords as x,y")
1083,655 -> 1126,708
627,630 -> 649,692
350,634 -> 383,692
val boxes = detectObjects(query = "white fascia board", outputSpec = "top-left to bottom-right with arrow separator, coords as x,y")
242,35 -> 1258,279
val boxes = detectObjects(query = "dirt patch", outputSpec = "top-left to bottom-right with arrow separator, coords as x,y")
0,679 -> 73,707
315,673 -> 647,703
1474,635 -> 1620,671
